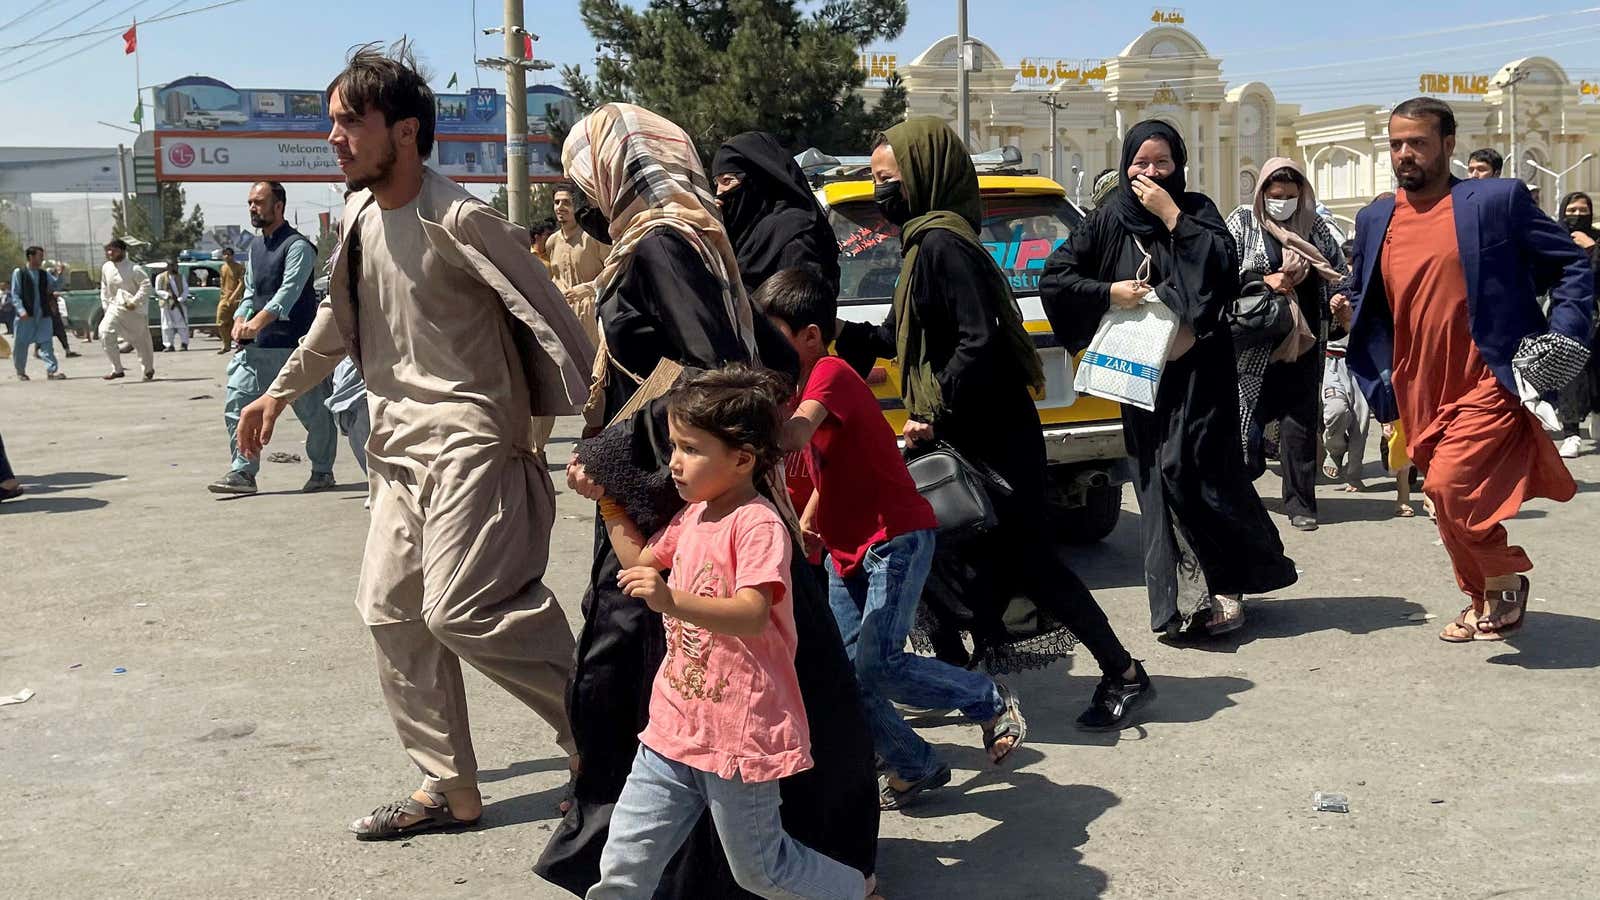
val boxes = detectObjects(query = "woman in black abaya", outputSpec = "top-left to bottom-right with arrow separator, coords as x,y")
536,103 -> 877,899
712,131 -> 841,296
1039,120 -> 1297,639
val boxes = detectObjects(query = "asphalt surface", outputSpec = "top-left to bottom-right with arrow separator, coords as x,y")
3,338 -> 1599,899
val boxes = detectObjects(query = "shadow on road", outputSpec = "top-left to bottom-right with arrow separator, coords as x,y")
19,471 -> 121,489
1160,595 -> 1428,654
0,494 -> 109,514
212,483 -> 369,500
477,756 -> 569,785
877,762 -> 1115,898
1488,611 -> 1600,669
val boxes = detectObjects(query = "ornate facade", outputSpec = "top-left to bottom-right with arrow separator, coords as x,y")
866,27 -> 1600,232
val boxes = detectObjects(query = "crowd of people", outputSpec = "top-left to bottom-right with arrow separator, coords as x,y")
7,39 -> 1595,899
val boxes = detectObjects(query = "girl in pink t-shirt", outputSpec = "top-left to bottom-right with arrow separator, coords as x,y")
588,366 -> 876,900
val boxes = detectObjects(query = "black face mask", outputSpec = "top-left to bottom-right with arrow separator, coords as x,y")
717,181 -> 761,245
874,179 -> 913,227
1564,213 -> 1593,233
575,204 -> 612,245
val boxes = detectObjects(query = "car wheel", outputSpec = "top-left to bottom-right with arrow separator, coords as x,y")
1055,482 -> 1122,545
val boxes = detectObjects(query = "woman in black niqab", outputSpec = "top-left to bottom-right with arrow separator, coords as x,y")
712,131 -> 842,296
1039,120 -> 1298,639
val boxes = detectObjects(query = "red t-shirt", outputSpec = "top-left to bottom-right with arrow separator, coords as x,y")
801,356 -> 939,576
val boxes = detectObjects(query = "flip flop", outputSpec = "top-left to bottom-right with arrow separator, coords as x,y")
1394,504 -> 1416,518
1440,605 -> 1478,643
878,763 -> 951,811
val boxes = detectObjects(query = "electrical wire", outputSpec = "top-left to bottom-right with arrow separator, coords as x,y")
0,0 -> 244,87
12,0 -> 116,48
0,1 -> 57,34
0,0 -> 164,74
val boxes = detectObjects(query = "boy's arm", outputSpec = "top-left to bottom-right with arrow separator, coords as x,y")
780,399 -> 830,452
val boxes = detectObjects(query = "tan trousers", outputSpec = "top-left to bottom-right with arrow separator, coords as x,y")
360,444 -> 575,793
215,296 -> 240,350
532,415 -> 556,459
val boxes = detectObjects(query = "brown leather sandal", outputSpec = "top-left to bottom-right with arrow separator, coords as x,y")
1439,606 -> 1478,643
1475,576 -> 1530,642
349,794 -> 481,841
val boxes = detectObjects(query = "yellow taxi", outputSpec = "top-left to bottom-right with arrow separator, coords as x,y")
802,148 -> 1129,543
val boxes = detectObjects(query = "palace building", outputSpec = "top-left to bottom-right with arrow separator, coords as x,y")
863,25 -> 1600,232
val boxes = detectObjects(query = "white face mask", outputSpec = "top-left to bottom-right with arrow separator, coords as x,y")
1264,197 -> 1299,221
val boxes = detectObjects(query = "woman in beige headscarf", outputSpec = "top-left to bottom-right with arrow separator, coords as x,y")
539,102 -> 877,900
1226,157 -> 1347,531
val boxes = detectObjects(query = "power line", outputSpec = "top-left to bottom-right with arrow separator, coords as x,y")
0,0 -> 244,87
13,0 -> 116,48
0,1 -> 56,34
0,0 -> 157,71
0,0 -> 216,53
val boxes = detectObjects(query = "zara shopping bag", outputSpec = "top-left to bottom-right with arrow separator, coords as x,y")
1072,237 -> 1185,411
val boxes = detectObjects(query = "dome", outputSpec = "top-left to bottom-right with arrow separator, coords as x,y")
910,34 -> 1006,70
1492,57 -> 1568,87
1118,25 -> 1210,60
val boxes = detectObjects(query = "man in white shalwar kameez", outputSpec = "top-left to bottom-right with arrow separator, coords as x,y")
98,239 -> 155,381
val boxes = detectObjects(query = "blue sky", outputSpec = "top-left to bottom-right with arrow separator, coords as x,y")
3,0 -> 1599,230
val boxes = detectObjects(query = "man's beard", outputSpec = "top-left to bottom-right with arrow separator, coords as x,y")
345,138 -> 398,192
248,213 -> 266,229
1395,160 -> 1442,192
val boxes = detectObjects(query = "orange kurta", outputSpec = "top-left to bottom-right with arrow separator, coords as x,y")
1383,190 -> 1576,596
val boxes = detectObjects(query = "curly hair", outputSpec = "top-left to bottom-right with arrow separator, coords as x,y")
666,364 -> 787,484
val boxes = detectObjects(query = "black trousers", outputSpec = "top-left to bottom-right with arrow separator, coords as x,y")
50,312 -> 70,351
1256,351 -> 1321,520
0,432 -> 13,483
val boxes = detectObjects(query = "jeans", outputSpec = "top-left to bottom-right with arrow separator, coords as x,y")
588,745 -> 865,900
12,316 -> 58,375
828,528 -> 1001,780
224,345 -> 337,477
336,405 -> 369,475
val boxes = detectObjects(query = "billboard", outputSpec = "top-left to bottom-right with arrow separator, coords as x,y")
0,147 -> 124,193
152,75 -> 571,183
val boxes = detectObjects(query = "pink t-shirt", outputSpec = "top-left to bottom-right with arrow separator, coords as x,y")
639,496 -> 812,783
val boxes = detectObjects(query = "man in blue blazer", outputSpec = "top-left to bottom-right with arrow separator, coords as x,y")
1345,96 -> 1593,644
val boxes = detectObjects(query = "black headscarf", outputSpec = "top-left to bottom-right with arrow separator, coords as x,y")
1558,191 -> 1599,239
711,132 -> 841,295
1112,120 -> 1193,238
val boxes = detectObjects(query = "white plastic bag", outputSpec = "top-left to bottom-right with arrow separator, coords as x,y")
1072,239 -> 1180,411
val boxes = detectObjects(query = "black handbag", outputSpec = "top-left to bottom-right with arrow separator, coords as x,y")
1229,278 -> 1294,348
906,441 -> 1012,543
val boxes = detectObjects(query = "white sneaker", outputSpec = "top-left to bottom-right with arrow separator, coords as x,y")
1558,435 -> 1582,458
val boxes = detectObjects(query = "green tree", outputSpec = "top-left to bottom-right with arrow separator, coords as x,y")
564,0 -> 908,162
111,182 -> 206,263
490,184 -> 556,224
0,219 -> 24,280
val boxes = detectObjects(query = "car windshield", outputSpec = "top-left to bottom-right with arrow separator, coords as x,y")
832,194 -> 1082,305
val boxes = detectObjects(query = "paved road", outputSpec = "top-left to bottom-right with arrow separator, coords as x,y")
3,341 -> 1599,899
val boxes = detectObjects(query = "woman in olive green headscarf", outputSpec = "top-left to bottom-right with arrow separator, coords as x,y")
835,116 -> 1152,737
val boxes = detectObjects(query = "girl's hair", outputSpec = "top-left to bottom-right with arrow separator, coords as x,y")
667,364 -> 786,484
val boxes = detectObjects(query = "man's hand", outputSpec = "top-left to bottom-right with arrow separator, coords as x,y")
903,419 -> 934,446
1574,231 -> 1596,250
618,566 -> 674,613
236,395 -> 288,459
567,452 -> 605,500
231,319 -> 246,343
1330,293 -> 1353,329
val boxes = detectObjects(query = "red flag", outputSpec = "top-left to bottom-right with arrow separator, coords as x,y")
122,25 -> 137,55
523,34 -> 533,59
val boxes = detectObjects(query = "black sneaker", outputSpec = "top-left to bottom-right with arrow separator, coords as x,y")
302,472 -> 336,493
1075,660 -> 1156,732
207,471 -> 258,495
1291,515 -> 1318,532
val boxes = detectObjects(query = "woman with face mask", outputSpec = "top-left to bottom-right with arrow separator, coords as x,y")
539,103 -> 877,900
1226,159 -> 1347,530
1552,191 -> 1600,457
1040,120 -> 1298,640
711,131 -> 841,296
834,116 -> 1152,734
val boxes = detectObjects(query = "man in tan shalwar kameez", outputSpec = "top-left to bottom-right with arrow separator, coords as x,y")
236,44 -> 594,840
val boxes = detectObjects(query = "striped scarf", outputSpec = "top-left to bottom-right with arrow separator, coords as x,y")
563,104 -> 757,421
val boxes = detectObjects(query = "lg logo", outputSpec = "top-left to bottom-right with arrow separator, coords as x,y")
166,143 -> 230,168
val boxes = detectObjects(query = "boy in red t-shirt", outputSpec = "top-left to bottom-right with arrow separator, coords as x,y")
758,268 -> 1026,811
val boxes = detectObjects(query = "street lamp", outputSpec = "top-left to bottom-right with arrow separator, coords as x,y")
1524,153 -> 1595,208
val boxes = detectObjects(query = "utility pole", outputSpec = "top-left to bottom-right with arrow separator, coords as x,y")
479,5 -> 553,227
1504,65 -> 1529,189
956,0 -> 970,150
1038,95 -> 1067,182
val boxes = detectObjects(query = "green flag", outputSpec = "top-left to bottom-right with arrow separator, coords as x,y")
446,72 -> 459,89
131,99 -> 143,125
